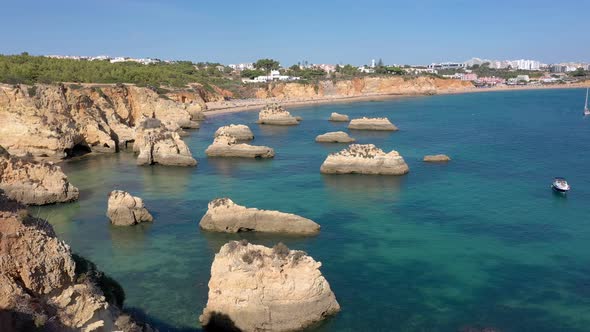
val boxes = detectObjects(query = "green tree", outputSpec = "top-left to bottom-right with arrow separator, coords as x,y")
254,59 -> 280,75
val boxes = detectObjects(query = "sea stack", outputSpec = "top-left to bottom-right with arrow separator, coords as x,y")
320,144 -> 409,175
257,103 -> 300,125
0,146 -> 79,205
423,154 -> 451,162
214,124 -> 254,140
205,135 -> 274,158
199,198 -> 320,235
134,117 -> 197,166
348,117 -> 398,131
315,131 -> 356,143
199,241 -> 340,332
107,190 -> 153,226
329,112 -> 350,122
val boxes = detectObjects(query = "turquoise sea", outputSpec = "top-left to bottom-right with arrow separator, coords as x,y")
37,88 -> 590,332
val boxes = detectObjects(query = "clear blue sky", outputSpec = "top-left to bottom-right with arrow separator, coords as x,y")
1,0 -> 588,65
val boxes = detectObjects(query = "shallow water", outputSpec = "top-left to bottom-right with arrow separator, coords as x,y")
37,88 -> 590,332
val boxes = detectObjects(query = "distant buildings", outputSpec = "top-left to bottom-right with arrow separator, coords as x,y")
229,63 -> 254,71
427,62 -> 466,70
45,54 -> 163,65
242,70 -> 300,83
357,66 -> 375,74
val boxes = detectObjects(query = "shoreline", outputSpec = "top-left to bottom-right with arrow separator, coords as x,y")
204,83 -> 590,116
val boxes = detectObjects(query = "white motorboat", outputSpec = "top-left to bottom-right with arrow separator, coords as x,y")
552,177 -> 570,193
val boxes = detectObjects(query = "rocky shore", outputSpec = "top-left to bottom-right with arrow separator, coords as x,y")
199,198 -> 320,235
214,124 -> 254,140
200,241 -> 340,331
0,146 -> 79,205
320,144 -> 409,175
205,134 -> 274,158
134,118 -> 197,166
315,131 -> 356,143
107,190 -> 153,226
0,193 -> 153,332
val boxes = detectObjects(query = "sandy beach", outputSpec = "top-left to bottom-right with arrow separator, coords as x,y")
205,82 -> 590,116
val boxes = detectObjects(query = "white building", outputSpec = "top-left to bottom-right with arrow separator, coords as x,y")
509,59 -> 541,71
427,62 -> 466,70
243,70 -> 300,83
358,66 -> 375,74
229,63 -> 254,71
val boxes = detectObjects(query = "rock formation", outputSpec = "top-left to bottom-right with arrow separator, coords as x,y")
423,154 -> 451,162
205,135 -> 274,159
199,241 -> 340,331
199,198 -> 319,235
134,118 -> 197,166
0,193 -> 153,332
315,131 -> 356,143
107,190 -> 153,226
257,103 -> 300,125
329,112 -> 350,122
0,146 -> 79,205
214,124 -> 254,140
348,117 -> 398,131
255,76 -> 474,100
0,83 -> 205,160
320,144 -> 409,175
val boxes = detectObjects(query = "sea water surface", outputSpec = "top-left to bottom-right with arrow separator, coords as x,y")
37,88 -> 590,332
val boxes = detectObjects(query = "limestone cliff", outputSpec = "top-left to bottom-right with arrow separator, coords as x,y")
320,144 -> 409,175
0,146 -> 79,205
0,193 -> 153,332
0,83 -> 205,160
256,76 -> 473,100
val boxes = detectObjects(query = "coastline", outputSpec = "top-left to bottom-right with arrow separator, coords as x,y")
205,83 -> 590,116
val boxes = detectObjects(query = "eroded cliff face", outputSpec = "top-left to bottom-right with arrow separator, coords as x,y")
0,193 -> 153,332
256,76 -> 473,100
0,83 -> 206,160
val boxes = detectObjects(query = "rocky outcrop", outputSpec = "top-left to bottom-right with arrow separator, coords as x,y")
205,135 -> 274,158
0,146 -> 79,205
199,241 -> 340,331
134,118 -> 197,166
348,117 -> 398,131
0,83 -> 204,160
256,76 -> 474,100
0,194 -> 153,332
257,103 -> 300,125
199,198 -> 319,235
107,190 -> 153,226
315,131 -> 355,143
320,144 -> 409,175
214,124 -> 254,140
423,154 -> 451,162
329,112 -> 350,122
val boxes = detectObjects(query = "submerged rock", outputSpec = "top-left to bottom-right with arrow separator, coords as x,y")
0,194 -> 153,332
257,103 -> 300,125
315,131 -> 356,143
205,135 -> 274,158
107,190 -> 153,226
214,124 -> 254,140
348,117 -> 398,131
0,146 -> 79,205
134,118 -> 197,166
423,154 -> 451,162
199,241 -> 340,332
329,112 -> 350,122
199,198 -> 319,235
320,144 -> 409,175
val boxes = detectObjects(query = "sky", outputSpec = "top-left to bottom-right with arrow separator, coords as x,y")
1,0 -> 589,66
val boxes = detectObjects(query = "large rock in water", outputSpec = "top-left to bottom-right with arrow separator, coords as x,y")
320,144 -> 409,175
423,154 -> 451,162
134,118 -> 197,166
199,241 -> 340,331
107,190 -> 153,226
328,112 -> 349,122
0,194 -> 153,332
205,135 -> 274,158
257,103 -> 300,125
214,124 -> 254,140
0,146 -> 79,205
348,117 -> 398,131
199,198 -> 319,235
315,131 -> 355,143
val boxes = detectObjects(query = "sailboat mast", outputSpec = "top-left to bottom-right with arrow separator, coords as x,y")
586,88 -> 589,110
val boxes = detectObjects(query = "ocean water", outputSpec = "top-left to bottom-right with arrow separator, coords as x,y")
36,88 -> 590,332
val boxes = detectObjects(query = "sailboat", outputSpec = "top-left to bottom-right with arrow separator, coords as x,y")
585,88 -> 590,116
